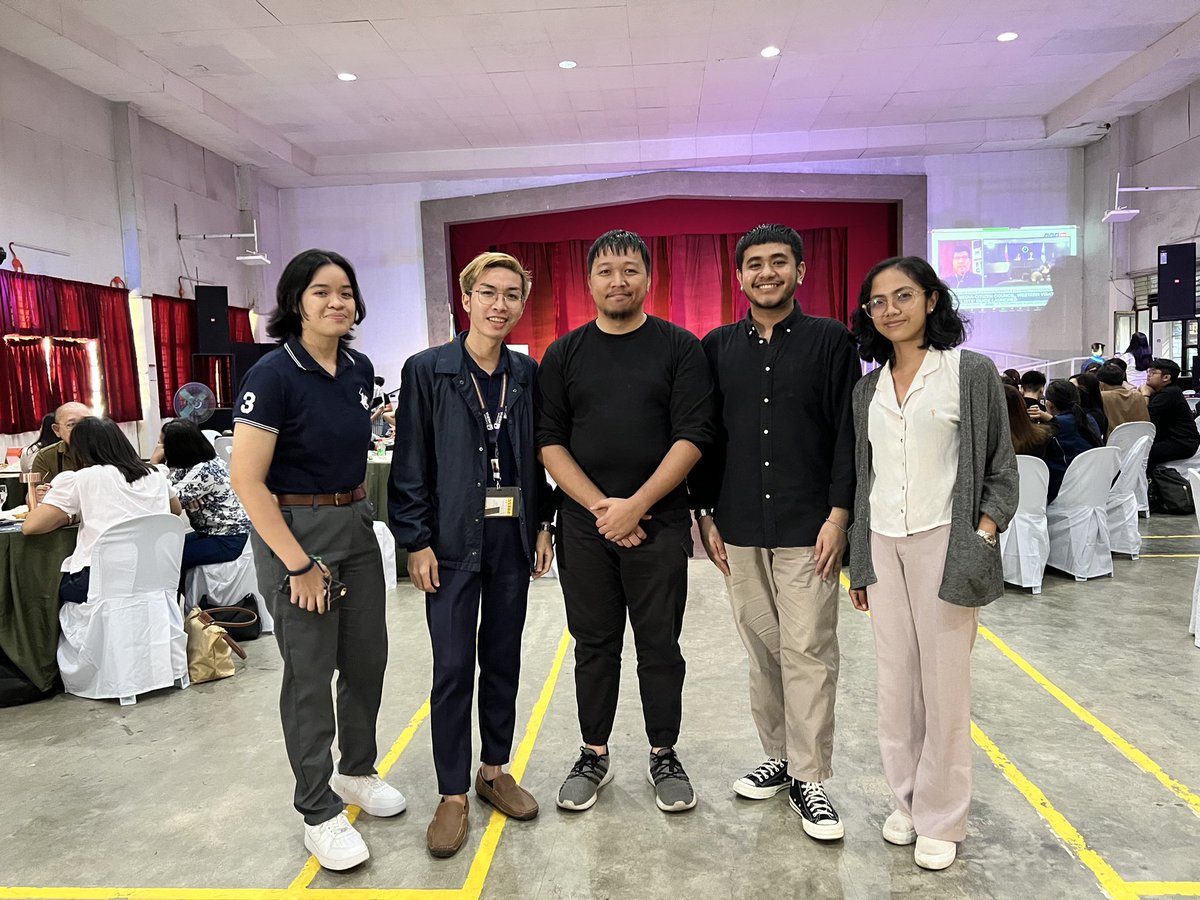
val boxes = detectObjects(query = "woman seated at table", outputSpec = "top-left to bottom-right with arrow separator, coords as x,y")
152,419 -> 251,578
1005,384 -> 1053,458
19,414 -> 57,473
1030,379 -> 1103,503
21,417 -> 181,603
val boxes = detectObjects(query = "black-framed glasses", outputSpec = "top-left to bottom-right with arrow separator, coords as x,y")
863,288 -> 925,319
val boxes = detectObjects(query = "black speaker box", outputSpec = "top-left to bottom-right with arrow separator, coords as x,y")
1157,243 -> 1196,321
232,341 -> 272,394
195,285 -> 231,353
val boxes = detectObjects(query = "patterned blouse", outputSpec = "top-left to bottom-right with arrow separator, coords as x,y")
168,458 -> 250,536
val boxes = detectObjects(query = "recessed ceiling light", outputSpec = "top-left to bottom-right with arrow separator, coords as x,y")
337,72 -> 357,81
996,32 -> 1019,42
760,45 -> 781,58
559,59 -> 577,69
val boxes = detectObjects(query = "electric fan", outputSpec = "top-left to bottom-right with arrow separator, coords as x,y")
174,382 -> 216,424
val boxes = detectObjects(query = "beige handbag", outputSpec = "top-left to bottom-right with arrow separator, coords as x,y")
184,608 -> 246,683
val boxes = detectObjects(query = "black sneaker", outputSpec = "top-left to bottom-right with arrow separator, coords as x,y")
732,757 -> 790,800
789,780 -> 844,840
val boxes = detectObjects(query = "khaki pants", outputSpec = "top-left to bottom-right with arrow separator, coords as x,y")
724,544 -> 839,782
867,525 -> 978,842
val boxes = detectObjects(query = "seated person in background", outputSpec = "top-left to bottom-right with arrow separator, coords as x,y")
1140,358 -> 1200,467
1070,372 -> 1109,442
28,401 -> 89,503
21,417 -> 181,604
1030,380 -> 1104,503
1020,370 -> 1047,410
1001,368 -> 1021,390
1097,362 -> 1149,428
152,419 -> 251,579
1005,385 -> 1053,457
19,414 -> 56,473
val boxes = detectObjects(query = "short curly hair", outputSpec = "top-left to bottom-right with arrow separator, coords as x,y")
850,256 -> 969,364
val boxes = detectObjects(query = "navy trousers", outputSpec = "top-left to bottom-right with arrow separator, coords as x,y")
426,518 -> 530,796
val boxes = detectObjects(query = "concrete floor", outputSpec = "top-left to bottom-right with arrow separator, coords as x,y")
3,516 -> 1199,900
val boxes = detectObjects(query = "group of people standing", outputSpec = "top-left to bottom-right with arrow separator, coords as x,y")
228,226 -> 1019,875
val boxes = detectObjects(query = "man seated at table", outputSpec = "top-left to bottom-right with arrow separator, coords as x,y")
27,402 -> 89,505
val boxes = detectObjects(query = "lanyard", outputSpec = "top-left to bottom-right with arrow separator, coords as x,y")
469,372 -> 507,487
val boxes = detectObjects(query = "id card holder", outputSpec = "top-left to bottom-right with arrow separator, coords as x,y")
484,486 -> 521,518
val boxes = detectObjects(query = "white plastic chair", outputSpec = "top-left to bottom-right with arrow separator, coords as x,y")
1046,446 -> 1121,581
1188,470 -> 1200,649
213,436 -> 233,464
1000,455 -> 1050,594
183,537 -> 272,634
202,429 -> 221,447
58,514 -> 189,705
1107,435 -> 1150,559
1107,421 -> 1156,516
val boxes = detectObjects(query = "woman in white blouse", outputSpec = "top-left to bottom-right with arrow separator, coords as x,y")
847,256 -> 1018,872
22,417 -> 182,603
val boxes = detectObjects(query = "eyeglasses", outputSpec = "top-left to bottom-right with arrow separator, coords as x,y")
863,288 -> 925,319
472,288 -> 524,306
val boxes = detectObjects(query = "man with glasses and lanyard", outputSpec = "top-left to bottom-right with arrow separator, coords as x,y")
390,251 -> 555,860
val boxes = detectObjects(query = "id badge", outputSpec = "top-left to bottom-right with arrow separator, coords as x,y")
484,486 -> 521,518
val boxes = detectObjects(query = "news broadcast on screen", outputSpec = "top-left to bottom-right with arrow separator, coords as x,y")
930,226 -> 1078,312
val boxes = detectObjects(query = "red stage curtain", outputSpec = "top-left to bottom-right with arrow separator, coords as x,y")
93,286 -> 141,422
0,271 -> 59,336
49,339 -> 90,408
229,307 -> 253,343
152,294 -> 195,417
0,338 -> 52,433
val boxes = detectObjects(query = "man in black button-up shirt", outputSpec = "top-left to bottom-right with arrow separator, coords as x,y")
690,224 -> 859,841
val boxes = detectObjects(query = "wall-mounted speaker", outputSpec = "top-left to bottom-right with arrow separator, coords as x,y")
1157,243 -> 1196,321
195,285 -> 231,353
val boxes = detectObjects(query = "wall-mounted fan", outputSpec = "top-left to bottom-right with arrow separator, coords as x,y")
174,382 -> 216,424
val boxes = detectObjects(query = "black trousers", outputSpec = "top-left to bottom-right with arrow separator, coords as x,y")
426,518 -> 529,795
557,503 -> 691,748
1149,437 -> 1200,468
251,500 -> 387,826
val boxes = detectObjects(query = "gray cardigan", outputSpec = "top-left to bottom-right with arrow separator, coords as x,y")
848,349 -> 1019,607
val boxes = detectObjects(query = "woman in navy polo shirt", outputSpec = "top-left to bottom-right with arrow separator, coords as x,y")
230,249 -> 403,872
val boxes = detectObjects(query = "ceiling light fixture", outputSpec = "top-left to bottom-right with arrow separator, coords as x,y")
337,72 -> 357,81
996,32 -> 1019,42
760,45 -> 781,58
559,59 -> 577,69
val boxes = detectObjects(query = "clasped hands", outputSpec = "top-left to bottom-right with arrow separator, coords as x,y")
590,496 -> 651,547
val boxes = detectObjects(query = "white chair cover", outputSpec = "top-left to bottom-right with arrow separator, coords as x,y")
373,521 -> 398,592
213,436 -> 233,464
1046,446 -> 1121,581
1107,435 -> 1150,559
183,537 -> 273,633
1107,421 -> 1156,516
58,514 -> 189,704
1188,470 -> 1200,649
1000,455 -> 1050,594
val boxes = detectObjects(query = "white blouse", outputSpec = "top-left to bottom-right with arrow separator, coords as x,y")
868,348 -> 962,537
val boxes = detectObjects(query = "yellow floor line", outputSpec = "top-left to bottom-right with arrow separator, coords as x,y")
971,721 -> 1136,899
460,627 -> 572,900
977,625 -> 1200,817
289,699 -> 433,890
1126,883 -> 1200,897
0,888 -> 459,899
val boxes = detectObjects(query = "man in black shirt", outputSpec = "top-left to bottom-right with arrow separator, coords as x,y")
691,224 -> 858,841
537,229 -> 714,815
1141,358 -> 1200,467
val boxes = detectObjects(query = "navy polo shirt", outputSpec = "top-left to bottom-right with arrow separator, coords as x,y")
461,334 -> 518,488
234,336 -> 375,494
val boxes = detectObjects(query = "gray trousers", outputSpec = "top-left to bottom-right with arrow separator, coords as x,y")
251,499 -> 388,826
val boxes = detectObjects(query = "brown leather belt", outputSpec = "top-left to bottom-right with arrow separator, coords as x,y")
274,485 -> 366,507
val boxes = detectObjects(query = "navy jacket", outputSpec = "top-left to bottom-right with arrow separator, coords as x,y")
388,336 -> 555,573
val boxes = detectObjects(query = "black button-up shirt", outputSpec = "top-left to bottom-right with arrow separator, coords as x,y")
690,304 -> 859,548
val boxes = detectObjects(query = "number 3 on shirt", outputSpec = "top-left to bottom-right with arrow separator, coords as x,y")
240,392 -> 256,414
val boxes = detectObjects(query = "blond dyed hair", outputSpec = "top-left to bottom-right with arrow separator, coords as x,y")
458,252 -> 532,300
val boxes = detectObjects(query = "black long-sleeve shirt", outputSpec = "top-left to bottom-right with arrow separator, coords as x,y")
536,316 -> 714,521
1148,384 -> 1200,451
690,304 -> 859,548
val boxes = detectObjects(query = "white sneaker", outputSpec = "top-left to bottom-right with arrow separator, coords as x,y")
303,812 -> 369,871
882,809 -> 917,845
914,835 -> 957,870
331,772 -> 407,817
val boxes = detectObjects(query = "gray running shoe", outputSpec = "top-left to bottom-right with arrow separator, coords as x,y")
646,748 -> 697,812
556,747 -> 613,811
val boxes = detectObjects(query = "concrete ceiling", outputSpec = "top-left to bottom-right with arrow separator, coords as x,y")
2,0 -> 1200,186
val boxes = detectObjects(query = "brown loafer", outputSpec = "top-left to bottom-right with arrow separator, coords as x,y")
427,798 -> 468,858
475,769 -> 539,820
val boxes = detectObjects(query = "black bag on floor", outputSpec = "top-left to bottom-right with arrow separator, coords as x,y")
199,593 -> 262,641
1148,465 -> 1195,515
0,646 -> 54,707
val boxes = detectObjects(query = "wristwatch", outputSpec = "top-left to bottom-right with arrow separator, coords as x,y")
537,521 -> 555,535
975,528 -> 999,549
695,508 -> 714,522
